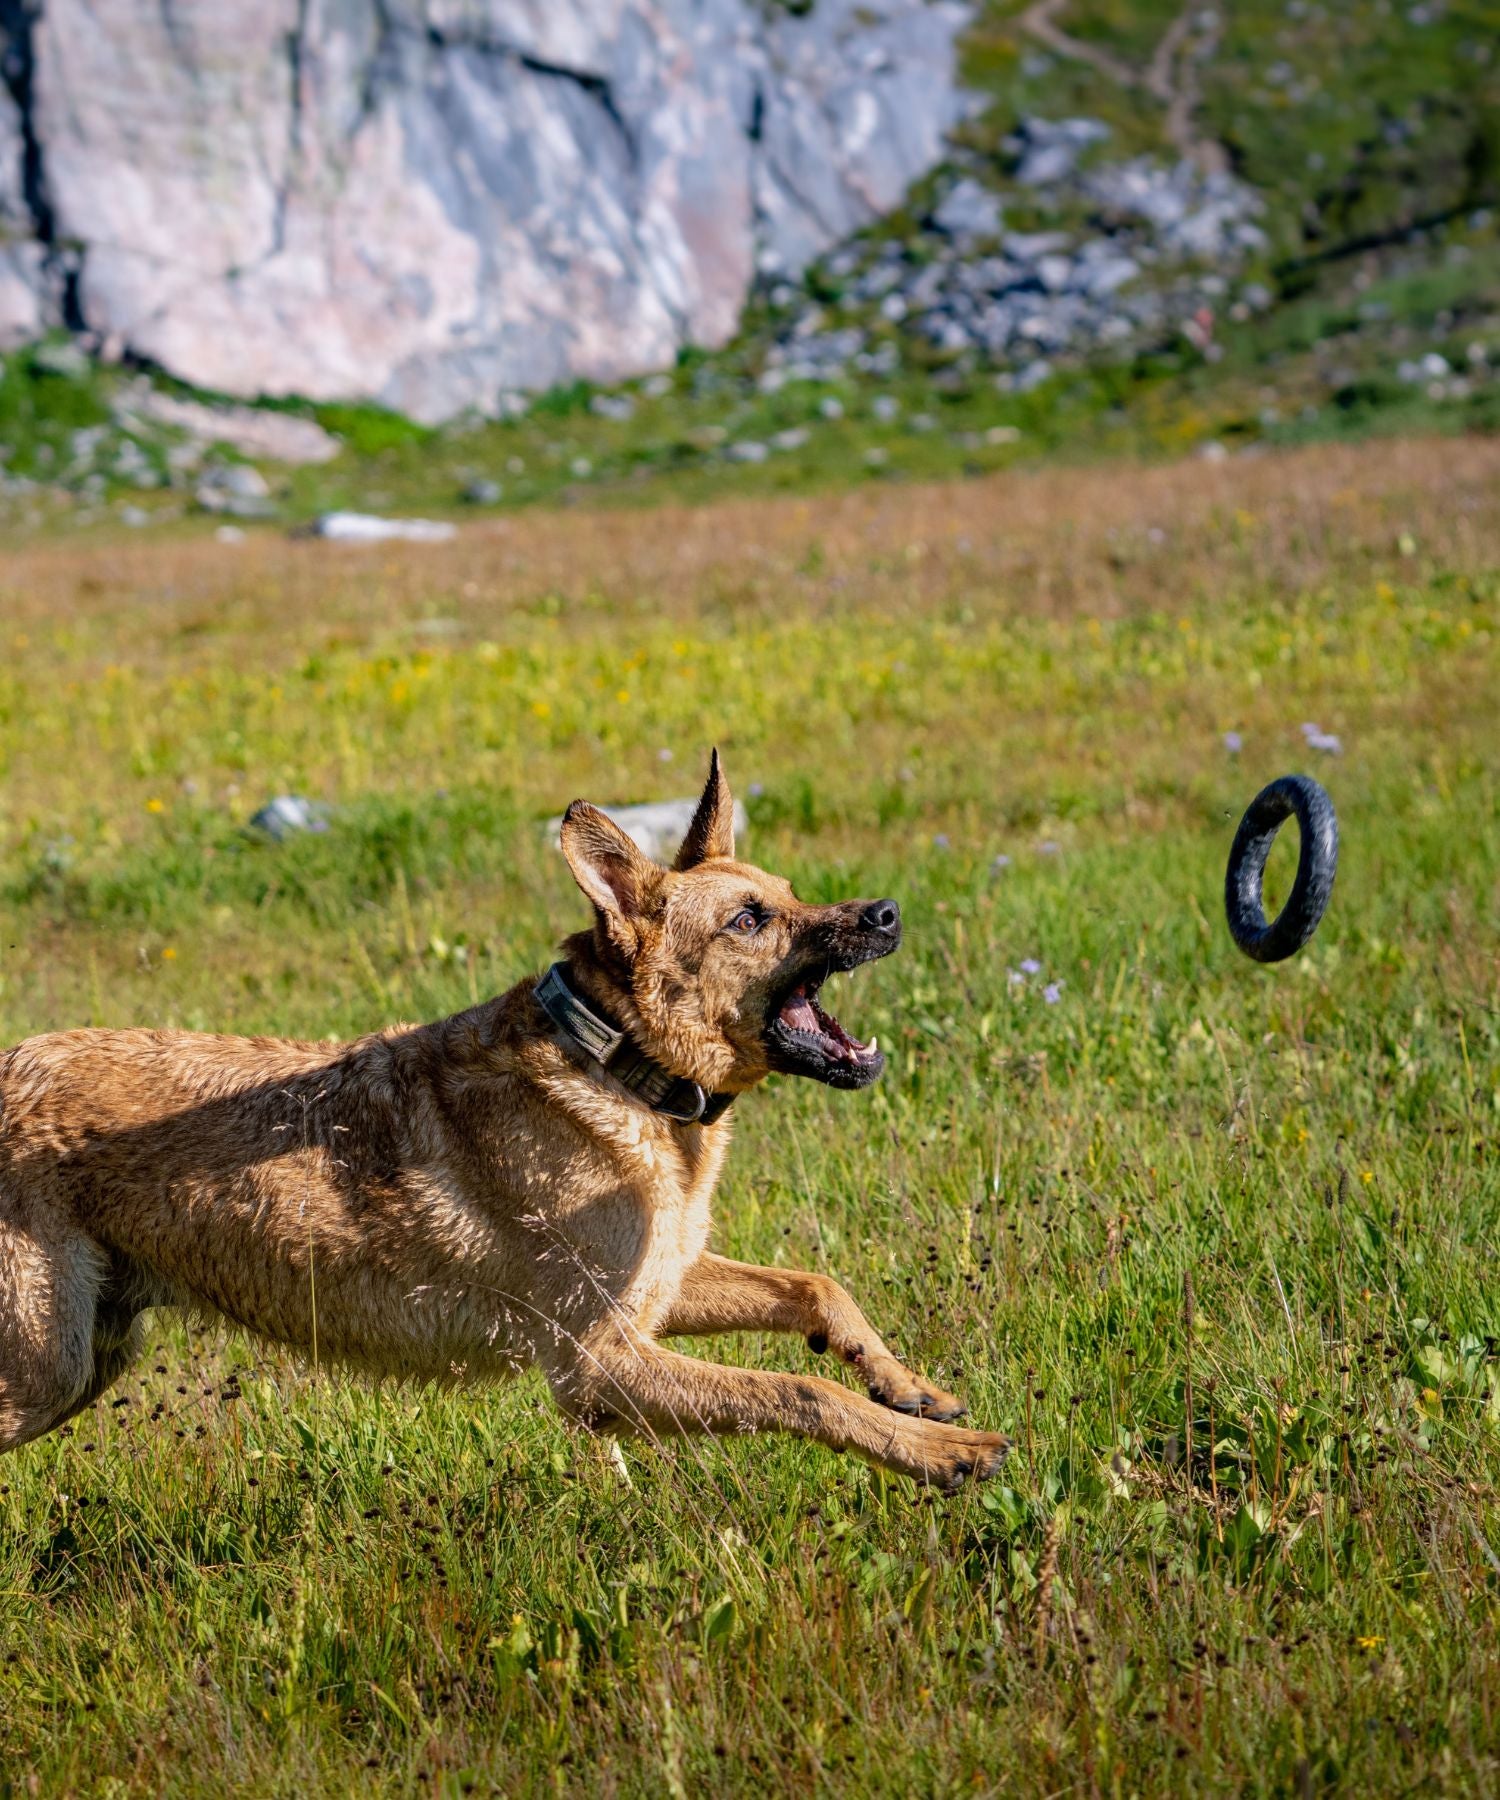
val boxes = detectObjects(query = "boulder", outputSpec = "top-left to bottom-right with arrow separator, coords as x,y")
0,0 -> 975,422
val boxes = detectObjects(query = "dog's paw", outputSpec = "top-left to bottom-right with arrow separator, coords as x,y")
928,1427 -> 1011,1495
861,1355 -> 966,1423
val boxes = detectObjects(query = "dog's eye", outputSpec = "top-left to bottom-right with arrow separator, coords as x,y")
729,908 -> 760,934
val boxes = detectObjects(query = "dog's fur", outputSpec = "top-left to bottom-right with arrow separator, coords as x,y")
0,753 -> 1008,1489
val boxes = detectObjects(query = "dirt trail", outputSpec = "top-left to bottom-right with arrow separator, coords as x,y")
1019,0 -> 1229,171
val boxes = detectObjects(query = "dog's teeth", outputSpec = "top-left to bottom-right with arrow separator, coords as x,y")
868,1036 -> 878,1055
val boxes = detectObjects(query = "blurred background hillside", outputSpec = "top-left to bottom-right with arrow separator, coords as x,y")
0,0 -> 1495,531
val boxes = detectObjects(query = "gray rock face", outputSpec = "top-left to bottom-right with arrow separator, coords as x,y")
1,0 -> 974,421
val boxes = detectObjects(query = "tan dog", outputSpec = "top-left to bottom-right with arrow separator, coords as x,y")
0,753 -> 1008,1490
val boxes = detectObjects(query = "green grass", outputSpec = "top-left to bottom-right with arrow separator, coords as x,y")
0,437 -> 1496,1793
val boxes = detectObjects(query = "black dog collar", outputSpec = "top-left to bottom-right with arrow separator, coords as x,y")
534,963 -> 734,1127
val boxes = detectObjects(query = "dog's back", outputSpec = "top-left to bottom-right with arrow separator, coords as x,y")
0,1005 -> 566,1445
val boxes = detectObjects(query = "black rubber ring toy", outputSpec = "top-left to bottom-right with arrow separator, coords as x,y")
1225,774 -> 1339,963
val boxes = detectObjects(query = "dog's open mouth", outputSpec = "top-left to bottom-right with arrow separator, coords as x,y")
767,971 -> 885,1089
778,978 -> 878,1066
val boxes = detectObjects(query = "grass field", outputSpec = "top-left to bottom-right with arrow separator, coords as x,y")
1,435 -> 1497,1795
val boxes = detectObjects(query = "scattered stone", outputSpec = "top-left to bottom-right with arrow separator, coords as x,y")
871,394 -> 900,421
818,396 -> 845,420
309,512 -> 457,544
118,504 -> 151,527
932,179 -> 1004,241
113,383 -> 341,464
590,393 -> 636,422
770,426 -> 810,451
250,795 -> 332,841
462,478 -> 503,505
727,440 -> 770,463
1007,117 -> 1110,187
195,462 -> 274,516
1397,352 -> 1452,382
215,524 -> 246,544
569,457 -> 594,479
32,339 -> 90,379
545,797 -> 750,864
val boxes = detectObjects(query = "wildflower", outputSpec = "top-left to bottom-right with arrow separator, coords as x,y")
1020,958 -> 1042,976
616,688 -> 630,704
1043,982 -> 1063,1004
657,747 -> 673,762
1038,840 -> 1060,855
748,782 -> 765,798
1356,1635 -> 1384,1651
161,946 -> 177,961
991,853 -> 1012,873
932,833 -> 950,850
1360,1170 -> 1374,1185
1007,969 -> 1025,987
1223,731 -> 1242,754
531,700 -> 551,719
145,797 -> 165,814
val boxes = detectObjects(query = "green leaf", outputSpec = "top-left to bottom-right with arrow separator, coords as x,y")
701,1597 -> 737,1650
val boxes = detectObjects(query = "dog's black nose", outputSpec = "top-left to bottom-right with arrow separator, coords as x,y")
862,899 -> 901,934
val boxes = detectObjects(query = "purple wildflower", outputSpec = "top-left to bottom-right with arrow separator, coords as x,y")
1223,731 -> 1243,754
1020,958 -> 1042,976
1043,982 -> 1063,1004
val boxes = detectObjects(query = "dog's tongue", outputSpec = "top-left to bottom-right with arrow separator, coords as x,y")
780,988 -> 822,1035
779,982 -> 869,1062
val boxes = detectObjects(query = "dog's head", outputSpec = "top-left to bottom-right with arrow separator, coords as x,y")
559,751 -> 901,1095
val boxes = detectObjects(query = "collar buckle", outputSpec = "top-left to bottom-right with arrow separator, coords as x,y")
655,1080 -> 708,1125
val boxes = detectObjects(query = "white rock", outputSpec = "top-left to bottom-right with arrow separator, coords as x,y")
310,512 -> 457,544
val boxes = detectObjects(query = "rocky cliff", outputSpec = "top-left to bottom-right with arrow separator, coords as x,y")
0,0 -> 973,422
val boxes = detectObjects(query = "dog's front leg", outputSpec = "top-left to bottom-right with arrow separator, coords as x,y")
549,1331 -> 1007,1494
660,1253 -> 966,1422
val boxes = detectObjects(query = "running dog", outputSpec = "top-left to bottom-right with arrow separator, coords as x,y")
0,752 -> 1008,1490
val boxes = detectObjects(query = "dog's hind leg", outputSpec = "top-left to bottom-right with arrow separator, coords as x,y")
0,1202 -> 123,1454
550,1330 -> 1007,1494
659,1253 -> 967,1422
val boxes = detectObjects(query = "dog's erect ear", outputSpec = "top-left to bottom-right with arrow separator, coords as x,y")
560,802 -> 660,942
673,747 -> 735,870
